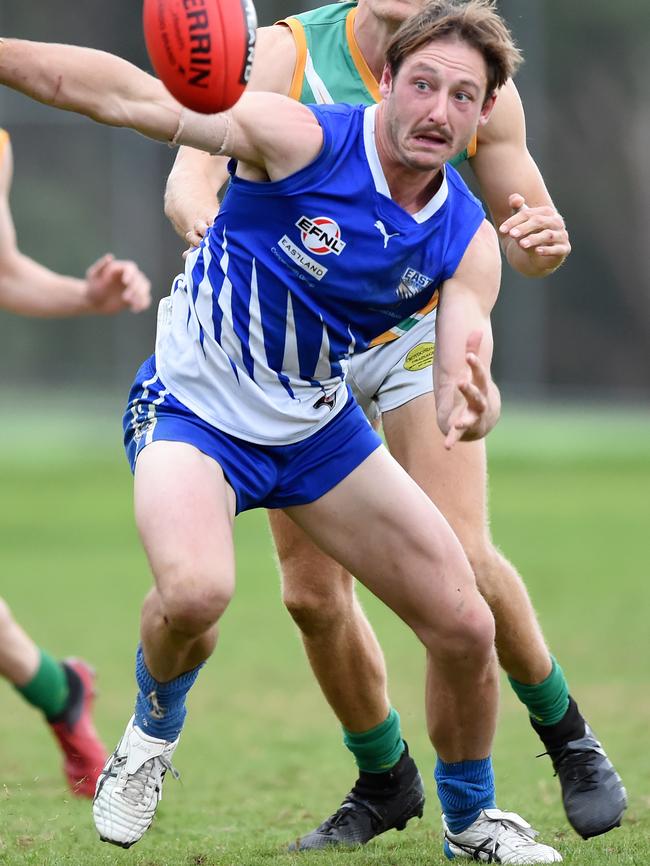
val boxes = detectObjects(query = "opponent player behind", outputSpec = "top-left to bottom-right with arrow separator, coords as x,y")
0,4 -> 564,861
0,127 -> 151,796
164,0 -> 625,845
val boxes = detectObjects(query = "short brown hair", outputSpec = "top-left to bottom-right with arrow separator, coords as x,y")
386,0 -> 523,97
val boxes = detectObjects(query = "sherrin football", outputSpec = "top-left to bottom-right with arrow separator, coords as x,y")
143,0 -> 257,114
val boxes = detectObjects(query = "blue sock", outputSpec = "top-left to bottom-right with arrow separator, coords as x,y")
133,645 -> 204,741
435,756 -> 495,834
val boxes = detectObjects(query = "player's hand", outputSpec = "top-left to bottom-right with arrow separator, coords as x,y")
84,253 -> 152,314
182,213 -> 217,259
499,193 -> 571,260
444,331 -> 493,450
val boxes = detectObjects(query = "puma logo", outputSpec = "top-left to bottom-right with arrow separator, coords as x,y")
374,220 -> 399,248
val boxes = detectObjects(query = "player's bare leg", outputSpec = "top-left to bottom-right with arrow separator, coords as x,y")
383,392 -> 626,839
269,510 -> 389,733
289,446 -> 498,760
93,441 -> 237,848
0,600 -> 41,684
270,510 -> 423,850
383,395 -> 550,682
0,598 -> 107,797
288,446 -> 561,862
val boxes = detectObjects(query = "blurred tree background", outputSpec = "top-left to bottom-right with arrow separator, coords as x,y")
0,0 -> 648,402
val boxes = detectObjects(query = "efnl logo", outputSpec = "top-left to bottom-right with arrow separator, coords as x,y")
296,216 -> 347,256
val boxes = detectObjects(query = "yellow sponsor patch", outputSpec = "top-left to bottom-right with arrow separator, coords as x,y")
403,342 -> 435,372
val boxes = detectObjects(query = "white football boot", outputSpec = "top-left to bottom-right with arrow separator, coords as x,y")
443,809 -> 562,864
93,715 -> 179,848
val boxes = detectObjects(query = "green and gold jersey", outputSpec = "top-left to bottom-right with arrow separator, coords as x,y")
279,1 -> 477,167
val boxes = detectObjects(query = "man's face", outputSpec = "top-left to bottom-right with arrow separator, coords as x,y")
361,0 -> 427,27
379,36 -> 496,172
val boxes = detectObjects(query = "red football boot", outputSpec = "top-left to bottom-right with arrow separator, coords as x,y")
48,658 -> 108,797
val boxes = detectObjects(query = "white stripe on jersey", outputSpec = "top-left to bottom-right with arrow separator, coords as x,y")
156,238 -> 348,445
314,315 -> 332,382
214,231 -> 246,372
281,291 -> 301,391
305,51 -> 335,104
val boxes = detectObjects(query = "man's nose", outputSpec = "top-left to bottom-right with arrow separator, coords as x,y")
427,94 -> 449,126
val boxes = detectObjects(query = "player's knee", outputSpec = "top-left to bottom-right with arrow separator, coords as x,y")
424,596 -> 495,666
282,569 -> 355,635
159,580 -> 233,636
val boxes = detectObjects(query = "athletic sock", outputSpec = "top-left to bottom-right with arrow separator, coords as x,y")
531,695 -> 586,754
14,649 -> 69,719
435,756 -> 495,834
133,644 -> 204,742
508,656 -> 570,726
343,707 -> 405,773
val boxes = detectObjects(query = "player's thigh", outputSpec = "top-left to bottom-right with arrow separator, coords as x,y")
134,440 -> 237,599
268,508 -> 355,612
381,392 -> 489,548
285,446 -> 480,639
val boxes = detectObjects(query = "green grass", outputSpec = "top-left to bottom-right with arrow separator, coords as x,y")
0,404 -> 648,865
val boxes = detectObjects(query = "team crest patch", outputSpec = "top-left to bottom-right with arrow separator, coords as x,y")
404,342 -> 435,372
397,266 -> 433,299
296,216 -> 346,256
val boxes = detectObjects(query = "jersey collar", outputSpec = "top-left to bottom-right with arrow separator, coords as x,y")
363,104 -> 449,224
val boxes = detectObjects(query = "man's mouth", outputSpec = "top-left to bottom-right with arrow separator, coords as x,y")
412,129 -> 450,147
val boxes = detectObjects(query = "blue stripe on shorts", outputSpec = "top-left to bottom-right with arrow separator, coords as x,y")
123,355 -> 382,514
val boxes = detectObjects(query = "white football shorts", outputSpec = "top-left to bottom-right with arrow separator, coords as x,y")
348,311 -> 436,424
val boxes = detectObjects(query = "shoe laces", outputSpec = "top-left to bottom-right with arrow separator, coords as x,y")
477,813 -> 538,855
538,747 -> 600,791
114,753 -> 180,805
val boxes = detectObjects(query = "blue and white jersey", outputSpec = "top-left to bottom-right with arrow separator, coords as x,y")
156,103 -> 485,445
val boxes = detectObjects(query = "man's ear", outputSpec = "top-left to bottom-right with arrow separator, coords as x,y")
379,64 -> 393,99
478,90 -> 497,126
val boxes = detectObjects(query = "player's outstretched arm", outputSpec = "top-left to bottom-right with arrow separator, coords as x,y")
434,220 -> 502,449
0,38 -> 180,143
0,250 -> 151,318
0,38 -> 322,178
164,24 -> 297,244
0,133 -> 150,316
471,80 -> 570,278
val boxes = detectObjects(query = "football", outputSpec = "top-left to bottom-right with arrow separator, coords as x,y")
143,0 -> 257,114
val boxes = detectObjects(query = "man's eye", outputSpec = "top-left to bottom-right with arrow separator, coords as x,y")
415,80 -> 429,91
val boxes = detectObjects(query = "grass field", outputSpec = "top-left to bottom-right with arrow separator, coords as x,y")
0,401 -> 648,865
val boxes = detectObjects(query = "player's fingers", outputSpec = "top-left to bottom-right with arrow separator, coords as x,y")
458,381 -> 486,413
518,229 -> 560,249
194,219 -> 210,236
535,238 -> 572,257
116,260 -> 136,281
86,252 -> 114,278
185,230 -> 203,248
124,275 -> 152,311
508,193 -> 527,213
465,353 -> 488,392
500,207 -> 564,237
444,424 -> 463,450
